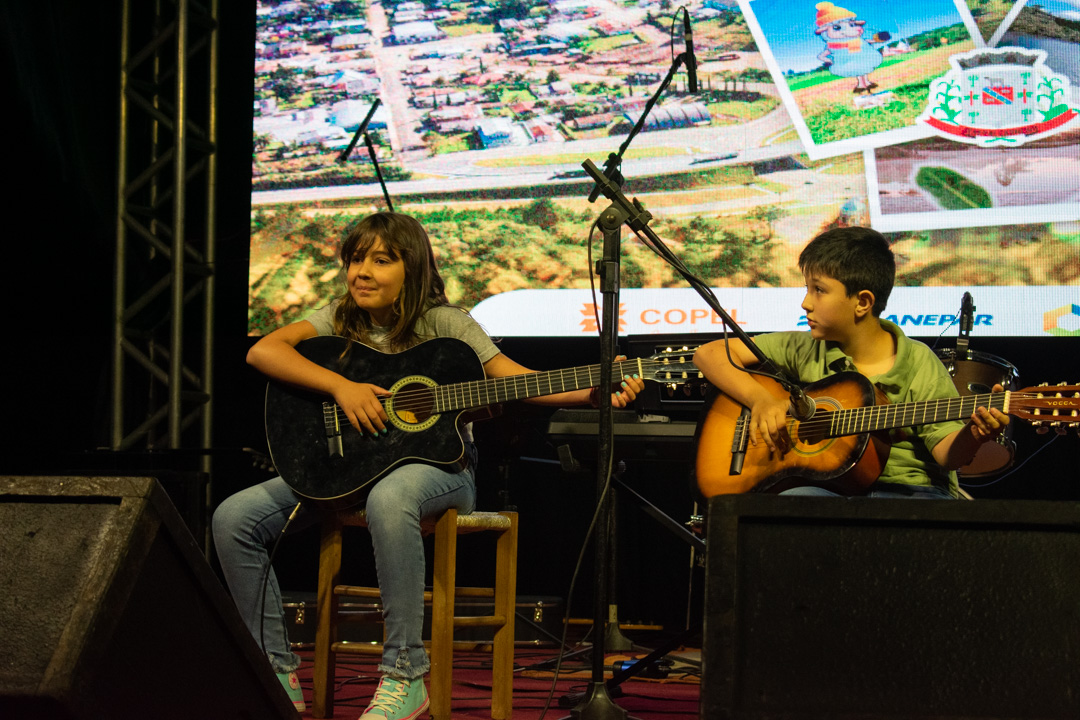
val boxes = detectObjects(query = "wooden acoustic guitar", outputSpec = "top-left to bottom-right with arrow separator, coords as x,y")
266,335 -> 699,509
695,371 -> 1080,497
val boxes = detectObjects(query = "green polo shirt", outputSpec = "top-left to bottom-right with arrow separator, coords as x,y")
753,319 -> 963,496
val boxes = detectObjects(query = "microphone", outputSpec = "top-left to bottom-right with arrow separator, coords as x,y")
587,151 -> 623,203
959,291 -> 975,334
788,384 -> 816,422
682,9 -> 698,94
957,291 -> 975,360
337,98 -> 382,164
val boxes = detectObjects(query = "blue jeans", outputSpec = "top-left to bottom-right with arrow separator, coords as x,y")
779,482 -> 955,499
212,455 -> 476,678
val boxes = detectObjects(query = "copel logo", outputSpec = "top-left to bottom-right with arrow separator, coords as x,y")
640,307 -> 744,327
579,304 -> 745,332
579,304 -> 628,333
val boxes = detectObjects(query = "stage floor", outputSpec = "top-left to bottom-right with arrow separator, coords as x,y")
290,645 -> 701,719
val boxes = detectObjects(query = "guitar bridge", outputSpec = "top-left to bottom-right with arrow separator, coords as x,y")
323,401 -> 344,458
730,408 -> 750,475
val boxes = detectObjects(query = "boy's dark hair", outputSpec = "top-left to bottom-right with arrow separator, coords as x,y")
799,226 -> 895,317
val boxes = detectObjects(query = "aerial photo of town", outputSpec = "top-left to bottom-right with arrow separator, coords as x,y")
247,0 -> 1079,334
252,0 -> 798,193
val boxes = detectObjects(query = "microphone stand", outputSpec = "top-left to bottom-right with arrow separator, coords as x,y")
568,42 -> 696,720
580,160 -> 811,465
566,201 -> 630,720
336,98 -> 394,211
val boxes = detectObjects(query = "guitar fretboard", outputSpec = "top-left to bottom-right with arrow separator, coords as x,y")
826,392 -> 1009,437
431,357 -> 694,412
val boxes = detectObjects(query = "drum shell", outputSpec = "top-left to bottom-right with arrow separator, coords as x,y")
935,349 -> 1017,478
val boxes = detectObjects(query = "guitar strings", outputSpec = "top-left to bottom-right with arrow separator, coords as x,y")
783,393 -> 1004,436
325,365 -> 1076,432
778,390 -> 1072,439
330,385 -> 1077,429
382,359 -> 690,412
325,358 -> 698,423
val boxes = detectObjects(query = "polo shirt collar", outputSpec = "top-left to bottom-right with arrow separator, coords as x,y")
822,318 -> 907,390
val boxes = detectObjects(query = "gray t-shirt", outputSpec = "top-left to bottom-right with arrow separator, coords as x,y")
305,301 -> 500,364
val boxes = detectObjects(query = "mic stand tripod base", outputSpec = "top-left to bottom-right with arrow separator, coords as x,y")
604,614 -> 633,652
562,682 -> 638,720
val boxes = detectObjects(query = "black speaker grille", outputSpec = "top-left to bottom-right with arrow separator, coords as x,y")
703,496 -> 1080,719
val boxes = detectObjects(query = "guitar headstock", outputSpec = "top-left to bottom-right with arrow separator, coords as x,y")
645,345 -> 703,383
1012,383 -> 1080,434
244,447 -> 277,474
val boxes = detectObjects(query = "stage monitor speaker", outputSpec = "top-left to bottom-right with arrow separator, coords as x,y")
702,495 -> 1080,720
0,476 -> 298,720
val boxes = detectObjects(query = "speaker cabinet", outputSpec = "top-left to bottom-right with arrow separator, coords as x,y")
702,495 -> 1080,719
0,476 -> 298,719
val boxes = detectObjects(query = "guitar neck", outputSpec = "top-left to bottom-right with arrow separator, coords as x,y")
826,391 -> 1007,437
434,358 -> 648,412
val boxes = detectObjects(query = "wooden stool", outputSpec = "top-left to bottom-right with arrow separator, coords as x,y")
312,508 -> 518,719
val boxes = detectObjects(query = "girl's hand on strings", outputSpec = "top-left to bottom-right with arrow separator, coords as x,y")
333,380 -> 392,436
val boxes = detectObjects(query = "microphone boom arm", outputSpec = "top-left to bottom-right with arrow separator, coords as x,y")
362,131 -> 394,212
336,98 -> 382,164
583,159 -> 773,369
581,159 -> 813,426
587,52 -> 693,203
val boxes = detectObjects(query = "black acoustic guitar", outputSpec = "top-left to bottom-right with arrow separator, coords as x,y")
266,336 -> 699,508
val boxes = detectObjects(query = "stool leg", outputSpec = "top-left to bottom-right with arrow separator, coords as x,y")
313,520 -> 343,718
492,513 -> 518,719
429,509 -> 457,720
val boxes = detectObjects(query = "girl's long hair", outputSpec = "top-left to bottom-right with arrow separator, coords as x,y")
332,212 -> 449,350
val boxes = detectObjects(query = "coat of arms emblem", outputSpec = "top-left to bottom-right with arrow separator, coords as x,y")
918,47 -> 1078,147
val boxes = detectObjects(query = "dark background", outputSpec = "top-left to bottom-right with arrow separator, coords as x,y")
3,2 -> 1078,633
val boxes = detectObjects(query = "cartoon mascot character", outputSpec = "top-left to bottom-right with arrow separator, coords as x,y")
815,2 -> 891,94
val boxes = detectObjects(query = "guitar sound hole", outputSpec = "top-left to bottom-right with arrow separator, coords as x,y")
794,404 -> 832,446
392,382 -> 436,425
796,424 -> 827,446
